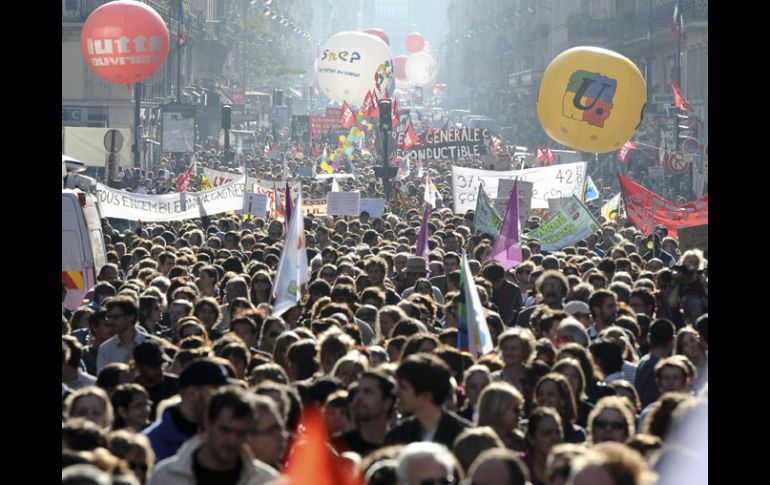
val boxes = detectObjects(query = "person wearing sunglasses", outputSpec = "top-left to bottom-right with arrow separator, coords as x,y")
587,396 -> 636,445
395,441 -> 462,485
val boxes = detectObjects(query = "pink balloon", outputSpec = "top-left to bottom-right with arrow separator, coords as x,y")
364,28 -> 389,46
394,55 -> 408,81
405,32 -> 425,53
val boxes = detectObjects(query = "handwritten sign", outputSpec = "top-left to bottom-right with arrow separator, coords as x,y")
326,191 -> 361,216
360,198 -> 385,217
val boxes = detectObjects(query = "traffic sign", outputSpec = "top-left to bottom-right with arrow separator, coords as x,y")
669,152 -> 689,174
103,129 -> 124,153
682,137 -> 699,154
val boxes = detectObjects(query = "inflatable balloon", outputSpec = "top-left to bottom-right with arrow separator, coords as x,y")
394,55 -> 408,80
81,0 -> 169,85
364,28 -> 389,46
405,32 -> 425,53
405,52 -> 438,86
537,46 -> 647,153
316,31 -> 393,104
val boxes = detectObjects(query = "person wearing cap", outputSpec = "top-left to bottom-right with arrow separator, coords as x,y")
564,301 -> 593,330
149,386 -> 278,485
133,340 -> 179,421
399,257 -> 431,296
144,357 -> 240,463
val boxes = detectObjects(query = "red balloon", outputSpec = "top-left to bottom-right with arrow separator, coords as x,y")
394,55 -> 408,81
81,0 -> 170,85
405,32 -> 425,53
364,28 -> 389,46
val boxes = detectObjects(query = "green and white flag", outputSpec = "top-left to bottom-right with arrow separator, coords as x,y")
584,176 -> 600,202
601,193 -> 622,221
472,185 -> 502,236
524,195 -> 601,251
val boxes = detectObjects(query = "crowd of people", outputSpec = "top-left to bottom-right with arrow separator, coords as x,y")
62,134 -> 708,485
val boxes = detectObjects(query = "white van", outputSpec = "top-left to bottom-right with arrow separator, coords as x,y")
62,189 -> 107,310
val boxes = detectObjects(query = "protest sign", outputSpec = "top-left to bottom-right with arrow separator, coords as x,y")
452,162 -> 586,212
243,193 -> 269,217
360,198 -> 385,218
677,224 -> 708,254
203,167 -> 241,187
326,191 -> 361,216
523,196 -> 601,251
303,198 -> 328,216
496,179 -> 534,226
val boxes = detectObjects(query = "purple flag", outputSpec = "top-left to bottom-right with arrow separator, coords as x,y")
285,182 -> 294,226
491,179 -> 523,270
415,205 -> 430,260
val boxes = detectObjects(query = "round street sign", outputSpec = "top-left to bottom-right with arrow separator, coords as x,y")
104,129 -> 124,153
682,137 -> 699,154
669,151 -> 688,174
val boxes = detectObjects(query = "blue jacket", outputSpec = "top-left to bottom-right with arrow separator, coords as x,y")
143,406 -> 196,463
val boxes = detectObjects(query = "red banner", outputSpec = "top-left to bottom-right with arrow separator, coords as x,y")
309,116 -> 339,140
618,174 -> 708,239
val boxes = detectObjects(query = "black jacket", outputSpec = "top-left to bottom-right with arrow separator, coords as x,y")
384,410 -> 472,449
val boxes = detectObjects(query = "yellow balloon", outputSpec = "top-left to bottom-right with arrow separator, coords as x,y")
536,46 -> 647,153
339,135 -> 347,143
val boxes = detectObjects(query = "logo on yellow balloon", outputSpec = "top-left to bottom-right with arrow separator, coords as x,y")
562,70 -> 617,128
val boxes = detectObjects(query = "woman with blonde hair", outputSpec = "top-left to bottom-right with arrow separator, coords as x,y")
586,395 -> 636,445
65,386 -> 114,430
476,382 -> 526,451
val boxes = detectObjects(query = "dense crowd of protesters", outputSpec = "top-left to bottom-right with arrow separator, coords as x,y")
63,135 -> 708,485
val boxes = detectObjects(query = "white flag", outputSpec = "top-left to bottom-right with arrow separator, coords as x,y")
272,193 -> 309,316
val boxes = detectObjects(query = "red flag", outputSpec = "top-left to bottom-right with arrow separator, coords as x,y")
339,101 -> 355,128
618,174 -> 708,238
671,80 -> 693,112
617,141 -> 638,163
403,120 -> 418,151
284,407 -> 361,485
535,145 -> 546,163
361,91 -> 375,118
671,0 -> 684,38
176,156 -> 195,192
545,145 -> 556,165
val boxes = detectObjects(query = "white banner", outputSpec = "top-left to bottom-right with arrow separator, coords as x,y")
203,167 -> 241,187
96,177 -> 246,221
452,162 -> 587,212
315,173 -> 356,180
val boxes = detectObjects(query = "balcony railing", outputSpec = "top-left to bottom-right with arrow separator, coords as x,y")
567,0 -> 707,44
607,0 -> 707,43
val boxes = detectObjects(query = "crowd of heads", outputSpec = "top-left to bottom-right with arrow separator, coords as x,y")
63,141 -> 708,484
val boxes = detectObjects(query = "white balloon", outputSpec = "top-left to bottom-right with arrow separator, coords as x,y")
405,52 -> 437,86
315,31 -> 393,105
